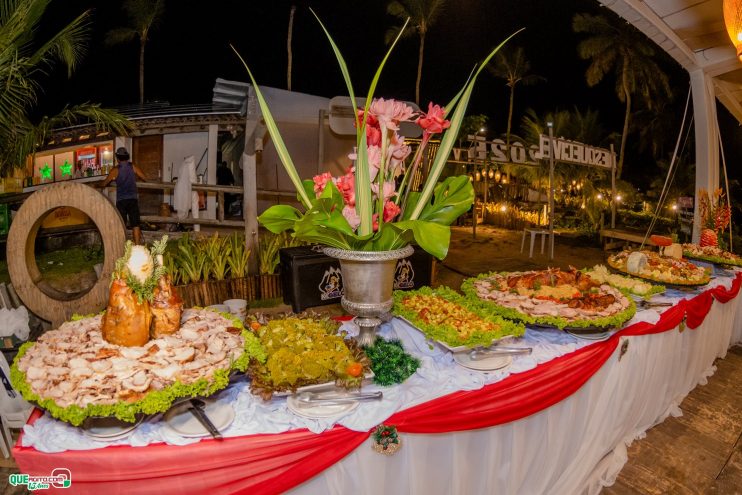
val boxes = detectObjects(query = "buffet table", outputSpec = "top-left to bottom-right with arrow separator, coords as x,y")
12,272 -> 742,495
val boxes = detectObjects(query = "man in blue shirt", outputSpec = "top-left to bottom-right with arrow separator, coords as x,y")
99,147 -> 148,245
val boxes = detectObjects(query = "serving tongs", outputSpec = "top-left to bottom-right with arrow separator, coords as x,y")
295,391 -> 383,405
465,346 -> 533,361
638,300 -> 673,309
187,399 -> 223,440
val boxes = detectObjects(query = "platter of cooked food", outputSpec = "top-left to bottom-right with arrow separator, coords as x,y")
247,316 -> 372,401
583,265 -> 665,299
462,268 -> 636,330
682,244 -> 742,267
10,238 -> 266,426
606,250 -> 711,286
393,286 -> 526,351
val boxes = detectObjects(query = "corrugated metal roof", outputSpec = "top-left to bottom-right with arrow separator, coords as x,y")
115,102 -> 243,120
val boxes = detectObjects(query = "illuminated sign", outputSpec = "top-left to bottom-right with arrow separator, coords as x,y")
454,135 -> 615,169
537,135 -> 613,169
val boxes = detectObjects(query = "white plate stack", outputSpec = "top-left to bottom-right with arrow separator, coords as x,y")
223,299 -> 247,323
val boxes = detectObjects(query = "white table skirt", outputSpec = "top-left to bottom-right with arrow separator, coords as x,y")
291,293 -> 742,495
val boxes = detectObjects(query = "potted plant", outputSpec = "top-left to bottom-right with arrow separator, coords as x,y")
237,11 -> 519,344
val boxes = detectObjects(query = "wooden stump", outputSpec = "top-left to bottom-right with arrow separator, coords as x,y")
7,182 -> 126,328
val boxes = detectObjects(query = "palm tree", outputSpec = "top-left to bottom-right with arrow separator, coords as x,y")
0,0 -> 130,175
385,0 -> 447,105
573,13 -> 671,179
107,0 -> 165,105
487,47 -> 543,147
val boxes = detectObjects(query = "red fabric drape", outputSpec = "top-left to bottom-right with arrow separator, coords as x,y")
13,273 -> 741,495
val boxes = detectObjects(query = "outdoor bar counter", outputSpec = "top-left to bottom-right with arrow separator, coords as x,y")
12,270 -> 742,495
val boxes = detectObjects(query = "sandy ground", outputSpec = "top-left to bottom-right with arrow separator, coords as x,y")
434,226 -> 607,291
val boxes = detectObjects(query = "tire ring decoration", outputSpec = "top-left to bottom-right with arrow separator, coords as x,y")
7,182 -> 126,327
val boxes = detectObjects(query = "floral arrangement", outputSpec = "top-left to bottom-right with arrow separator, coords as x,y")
698,188 -> 731,231
698,188 -> 731,248
235,11 -> 518,260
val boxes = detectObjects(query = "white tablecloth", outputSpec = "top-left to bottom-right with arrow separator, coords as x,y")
291,284 -> 742,495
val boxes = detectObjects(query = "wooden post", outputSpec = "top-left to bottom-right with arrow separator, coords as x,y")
207,124 -> 218,219
610,143 -> 616,229
548,125 -> 555,261
217,191 -> 225,221
243,118 -> 261,275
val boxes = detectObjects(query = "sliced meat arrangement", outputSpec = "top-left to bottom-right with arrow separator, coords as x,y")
16,309 -> 244,409
470,268 -> 632,323
607,250 -> 710,285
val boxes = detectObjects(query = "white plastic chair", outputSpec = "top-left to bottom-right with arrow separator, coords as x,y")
0,351 -> 33,457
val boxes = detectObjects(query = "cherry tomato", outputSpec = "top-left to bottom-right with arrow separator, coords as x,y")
346,362 -> 363,377
249,321 -> 261,332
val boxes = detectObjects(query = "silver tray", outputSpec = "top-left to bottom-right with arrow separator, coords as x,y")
273,371 -> 375,398
397,316 -> 513,353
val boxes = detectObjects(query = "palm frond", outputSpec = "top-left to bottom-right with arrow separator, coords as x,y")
28,9 -> 90,77
105,27 -> 138,46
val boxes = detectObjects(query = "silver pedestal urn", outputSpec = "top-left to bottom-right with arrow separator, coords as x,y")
323,245 -> 414,346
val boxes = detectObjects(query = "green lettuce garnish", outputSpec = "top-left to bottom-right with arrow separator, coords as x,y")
683,251 -> 742,267
363,338 -> 419,386
461,272 -> 637,330
10,311 -> 266,426
393,286 -> 526,348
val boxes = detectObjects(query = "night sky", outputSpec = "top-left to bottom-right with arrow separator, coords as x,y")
34,0 -> 742,190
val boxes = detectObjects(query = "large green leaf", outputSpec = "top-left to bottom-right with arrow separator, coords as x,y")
300,179 -> 316,206
417,176 -> 474,225
290,196 -> 357,249
318,180 -> 345,210
392,220 -> 451,260
370,223 -> 414,251
257,205 -> 303,234
408,29 -> 523,220
232,47 -> 313,209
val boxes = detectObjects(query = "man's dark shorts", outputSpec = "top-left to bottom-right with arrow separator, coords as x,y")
116,199 -> 140,228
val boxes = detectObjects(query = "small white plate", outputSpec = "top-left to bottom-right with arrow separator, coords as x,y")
453,352 -> 512,371
286,395 -> 359,419
163,399 -> 235,437
81,416 -> 143,441
566,330 -> 612,341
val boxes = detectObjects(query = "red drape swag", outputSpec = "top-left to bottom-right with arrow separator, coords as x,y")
13,274 -> 742,495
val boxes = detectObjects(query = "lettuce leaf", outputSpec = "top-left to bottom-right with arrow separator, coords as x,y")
10,311 -> 266,426
393,286 -> 526,348
461,272 -> 637,330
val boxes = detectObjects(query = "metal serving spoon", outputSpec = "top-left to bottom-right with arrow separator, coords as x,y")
468,346 -> 533,361
295,391 -> 383,405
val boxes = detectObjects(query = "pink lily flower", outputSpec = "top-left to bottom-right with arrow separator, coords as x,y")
336,171 -> 356,206
342,205 -> 361,230
369,98 -> 415,131
383,200 -> 401,222
416,102 -> 450,134
312,171 -> 333,197
371,181 -> 397,202
348,145 -> 382,181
